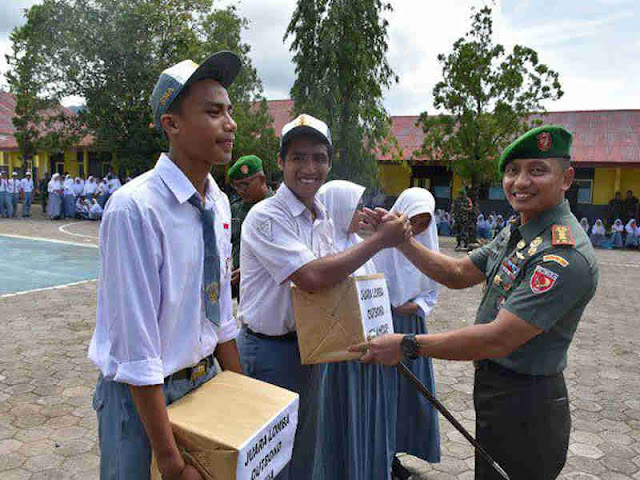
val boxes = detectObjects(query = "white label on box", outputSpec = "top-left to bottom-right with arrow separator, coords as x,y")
236,396 -> 299,480
355,276 -> 394,340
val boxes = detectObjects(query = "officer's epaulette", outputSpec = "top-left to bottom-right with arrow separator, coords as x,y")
551,224 -> 575,247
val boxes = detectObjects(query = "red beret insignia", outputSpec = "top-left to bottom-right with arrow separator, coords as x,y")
537,132 -> 552,152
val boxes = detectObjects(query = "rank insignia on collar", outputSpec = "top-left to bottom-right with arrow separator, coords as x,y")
527,245 -> 538,256
530,265 -> 558,294
516,251 -> 525,260
517,240 -> 526,250
551,225 -> 575,246
531,237 -> 543,248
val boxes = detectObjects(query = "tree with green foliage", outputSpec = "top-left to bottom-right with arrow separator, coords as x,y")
285,0 -> 398,188
6,0 -> 279,176
5,3 -> 84,168
417,6 -> 564,197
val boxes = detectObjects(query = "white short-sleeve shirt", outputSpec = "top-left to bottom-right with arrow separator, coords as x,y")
88,153 -> 238,386
238,184 -> 335,336
20,178 -> 34,193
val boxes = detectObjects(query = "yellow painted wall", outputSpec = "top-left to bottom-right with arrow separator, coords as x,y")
379,163 -> 410,196
593,168 -> 640,205
593,168 -> 617,205
620,169 -> 640,196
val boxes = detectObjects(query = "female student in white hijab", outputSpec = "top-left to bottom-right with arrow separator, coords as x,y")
62,174 -> 76,218
315,180 -> 398,480
47,173 -> 63,220
373,187 -> 441,468
611,219 -> 624,248
625,219 -> 639,248
590,219 -> 606,247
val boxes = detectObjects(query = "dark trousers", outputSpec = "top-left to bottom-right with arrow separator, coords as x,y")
473,362 -> 570,480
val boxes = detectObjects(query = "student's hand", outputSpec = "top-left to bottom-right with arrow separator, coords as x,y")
349,333 -> 404,365
179,464 -> 204,480
370,213 -> 412,248
231,268 -> 240,286
394,302 -> 418,316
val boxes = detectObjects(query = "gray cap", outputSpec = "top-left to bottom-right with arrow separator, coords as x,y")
149,51 -> 241,135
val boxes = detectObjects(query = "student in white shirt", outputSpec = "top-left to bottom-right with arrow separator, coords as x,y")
88,51 -> 243,480
20,171 -> 34,217
0,172 -> 7,218
47,173 -> 63,220
237,114 -> 411,480
63,174 -> 76,218
83,176 -> 98,199
88,198 -> 103,220
96,178 -> 109,207
7,171 -> 19,217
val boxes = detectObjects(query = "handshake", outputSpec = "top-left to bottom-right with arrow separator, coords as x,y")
360,207 -> 413,249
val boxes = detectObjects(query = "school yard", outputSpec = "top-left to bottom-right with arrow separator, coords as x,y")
0,206 -> 639,480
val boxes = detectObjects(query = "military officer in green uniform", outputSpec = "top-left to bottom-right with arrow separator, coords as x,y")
352,125 -> 599,480
228,155 -> 273,296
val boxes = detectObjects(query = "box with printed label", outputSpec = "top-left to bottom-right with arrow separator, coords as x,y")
150,371 -> 299,480
291,273 -> 394,364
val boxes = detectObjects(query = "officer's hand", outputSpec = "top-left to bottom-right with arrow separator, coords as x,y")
231,268 -> 240,286
349,333 -> 404,365
371,213 -> 412,248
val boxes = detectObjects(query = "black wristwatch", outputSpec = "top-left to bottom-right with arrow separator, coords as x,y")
400,334 -> 420,360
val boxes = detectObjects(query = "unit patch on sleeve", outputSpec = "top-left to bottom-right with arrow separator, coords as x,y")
530,265 -> 559,294
551,225 -> 576,247
543,254 -> 569,267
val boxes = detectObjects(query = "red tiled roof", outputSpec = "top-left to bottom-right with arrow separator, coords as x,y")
0,91 -> 93,151
263,99 -> 640,167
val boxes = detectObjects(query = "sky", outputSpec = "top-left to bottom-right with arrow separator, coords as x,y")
1,0 -> 638,116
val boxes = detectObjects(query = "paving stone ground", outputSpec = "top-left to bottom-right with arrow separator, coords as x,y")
1,209 -> 640,479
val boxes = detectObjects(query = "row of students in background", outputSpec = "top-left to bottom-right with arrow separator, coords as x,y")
46,173 -> 126,220
435,209 -> 517,240
0,171 -> 35,218
580,217 -> 640,249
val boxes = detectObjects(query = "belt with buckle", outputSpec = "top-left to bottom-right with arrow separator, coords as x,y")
246,327 -> 297,342
167,354 -> 215,383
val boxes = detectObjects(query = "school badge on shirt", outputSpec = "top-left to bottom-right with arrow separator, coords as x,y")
530,265 -> 559,294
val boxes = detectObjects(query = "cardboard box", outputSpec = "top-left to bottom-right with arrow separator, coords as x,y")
151,371 -> 299,480
291,273 -> 394,364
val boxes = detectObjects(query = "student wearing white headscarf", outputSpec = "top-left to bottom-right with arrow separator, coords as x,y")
590,219 -> 606,247
316,180 -> 398,480
73,177 -> 85,197
580,217 -> 589,233
47,173 -> 63,220
83,176 -> 98,198
89,198 -> 103,220
626,219 -> 639,248
373,187 -> 441,468
62,174 -> 76,218
611,219 -> 624,248
476,214 -> 491,239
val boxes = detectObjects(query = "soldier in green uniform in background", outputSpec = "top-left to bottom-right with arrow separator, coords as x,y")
451,188 -> 477,251
228,155 -> 273,297
353,125 -> 599,480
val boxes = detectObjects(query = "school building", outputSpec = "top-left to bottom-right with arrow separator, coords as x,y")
266,100 -> 640,220
0,91 -> 114,180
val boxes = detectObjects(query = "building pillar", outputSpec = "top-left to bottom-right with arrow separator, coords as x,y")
614,168 -> 622,193
83,150 -> 88,177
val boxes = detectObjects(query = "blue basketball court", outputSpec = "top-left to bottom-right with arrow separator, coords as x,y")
0,235 -> 99,295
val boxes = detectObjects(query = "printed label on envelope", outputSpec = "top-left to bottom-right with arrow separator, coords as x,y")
355,276 -> 394,340
237,399 -> 299,480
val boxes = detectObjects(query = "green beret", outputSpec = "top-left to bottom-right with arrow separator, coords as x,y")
228,155 -> 263,180
499,125 -> 572,173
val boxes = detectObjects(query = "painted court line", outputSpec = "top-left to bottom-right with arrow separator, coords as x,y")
0,233 -> 98,248
0,279 -> 97,299
59,221 -> 99,240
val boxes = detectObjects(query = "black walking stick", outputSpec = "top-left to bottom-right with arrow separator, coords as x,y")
396,362 -> 510,480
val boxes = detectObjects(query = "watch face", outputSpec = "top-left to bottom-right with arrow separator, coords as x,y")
401,335 -> 419,360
